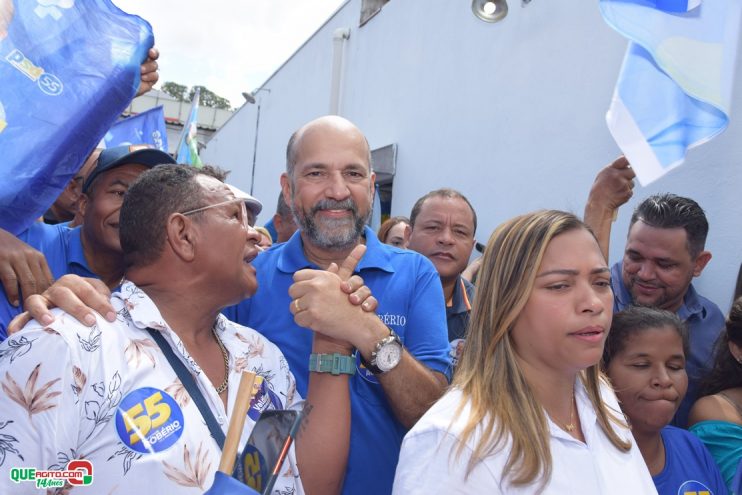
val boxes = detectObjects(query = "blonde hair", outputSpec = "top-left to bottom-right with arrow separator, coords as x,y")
452,210 -> 630,487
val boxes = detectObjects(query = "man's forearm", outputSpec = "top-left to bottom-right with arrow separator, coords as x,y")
583,155 -> 636,262
296,339 -> 352,495
378,354 -> 447,429
583,201 -> 616,262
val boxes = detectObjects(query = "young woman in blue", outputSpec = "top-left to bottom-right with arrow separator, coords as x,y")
689,297 -> 742,493
603,306 -> 727,495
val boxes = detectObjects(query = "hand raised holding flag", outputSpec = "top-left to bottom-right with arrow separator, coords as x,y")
136,47 -> 160,97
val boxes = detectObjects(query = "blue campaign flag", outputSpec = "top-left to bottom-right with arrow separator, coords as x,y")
600,0 -> 741,185
176,87 -> 203,167
0,0 -> 153,235
104,105 -> 168,152
204,472 -> 260,495
654,0 -> 700,12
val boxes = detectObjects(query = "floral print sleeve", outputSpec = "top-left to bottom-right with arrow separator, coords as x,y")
0,323 -> 84,492
0,283 -> 304,495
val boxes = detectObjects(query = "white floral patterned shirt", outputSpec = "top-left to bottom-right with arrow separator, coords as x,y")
0,281 -> 304,494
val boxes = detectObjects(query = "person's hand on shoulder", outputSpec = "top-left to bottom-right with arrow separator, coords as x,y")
8,274 -> 114,334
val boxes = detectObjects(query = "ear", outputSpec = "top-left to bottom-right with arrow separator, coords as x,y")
369,172 -> 377,196
165,213 -> 198,262
692,250 -> 712,277
68,178 -> 83,203
273,212 -> 282,229
280,173 -> 292,207
402,224 -> 411,248
728,339 -> 742,363
77,193 -> 90,217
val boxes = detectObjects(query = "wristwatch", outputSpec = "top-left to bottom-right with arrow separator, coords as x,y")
362,329 -> 403,374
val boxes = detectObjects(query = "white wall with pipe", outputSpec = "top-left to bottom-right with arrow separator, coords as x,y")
202,0 -> 742,310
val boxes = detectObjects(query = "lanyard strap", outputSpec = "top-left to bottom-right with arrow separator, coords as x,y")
146,327 -> 227,449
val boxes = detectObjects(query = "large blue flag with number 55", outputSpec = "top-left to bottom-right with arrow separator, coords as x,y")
0,0 -> 153,235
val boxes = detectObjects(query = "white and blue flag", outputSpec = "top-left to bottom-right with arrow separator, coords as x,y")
175,87 -> 203,167
600,0 -> 741,185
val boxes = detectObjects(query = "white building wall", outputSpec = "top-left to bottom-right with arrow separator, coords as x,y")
202,0 -> 742,310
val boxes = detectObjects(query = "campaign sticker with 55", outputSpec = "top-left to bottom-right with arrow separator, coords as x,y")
115,387 -> 184,454
9,460 -> 93,489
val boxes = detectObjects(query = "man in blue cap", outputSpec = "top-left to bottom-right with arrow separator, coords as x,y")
0,145 -> 176,338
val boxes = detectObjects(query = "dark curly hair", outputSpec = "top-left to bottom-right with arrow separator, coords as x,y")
630,193 -> 708,257
602,305 -> 689,369
698,297 -> 742,396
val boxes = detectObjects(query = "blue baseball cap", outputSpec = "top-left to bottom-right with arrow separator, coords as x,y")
83,145 -> 176,193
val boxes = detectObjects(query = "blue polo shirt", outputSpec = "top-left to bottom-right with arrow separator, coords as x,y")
611,261 -> 725,428
223,226 -> 451,495
0,223 -> 96,339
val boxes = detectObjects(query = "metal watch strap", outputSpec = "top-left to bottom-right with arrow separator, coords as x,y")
309,353 -> 356,375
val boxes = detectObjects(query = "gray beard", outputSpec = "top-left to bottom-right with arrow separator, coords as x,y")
292,198 -> 369,250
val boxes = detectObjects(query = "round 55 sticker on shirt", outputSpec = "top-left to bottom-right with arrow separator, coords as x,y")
115,387 -> 184,454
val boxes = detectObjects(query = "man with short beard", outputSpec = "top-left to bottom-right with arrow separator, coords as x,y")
223,115 -> 450,495
10,116 -> 451,494
585,158 -> 724,428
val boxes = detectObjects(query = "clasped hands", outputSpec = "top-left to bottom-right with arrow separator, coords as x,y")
289,245 -> 380,351
8,245 -> 378,336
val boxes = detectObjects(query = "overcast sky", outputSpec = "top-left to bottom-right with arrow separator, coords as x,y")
113,0 -> 346,108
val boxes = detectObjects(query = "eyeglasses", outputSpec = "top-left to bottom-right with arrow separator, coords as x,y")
181,198 -> 252,230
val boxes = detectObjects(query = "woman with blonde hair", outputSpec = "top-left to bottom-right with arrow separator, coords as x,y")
393,210 -> 655,493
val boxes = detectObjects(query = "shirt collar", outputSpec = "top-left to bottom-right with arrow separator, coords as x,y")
611,262 -> 633,309
116,281 -> 170,331
117,280 -> 232,333
448,276 -> 472,313
277,226 -> 395,274
69,227 -> 93,272
548,376 -> 599,443
676,283 -> 704,320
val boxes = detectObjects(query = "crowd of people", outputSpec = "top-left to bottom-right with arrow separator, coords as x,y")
0,60 -> 740,495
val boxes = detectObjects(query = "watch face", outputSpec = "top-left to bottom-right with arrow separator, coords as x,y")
377,342 -> 402,372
